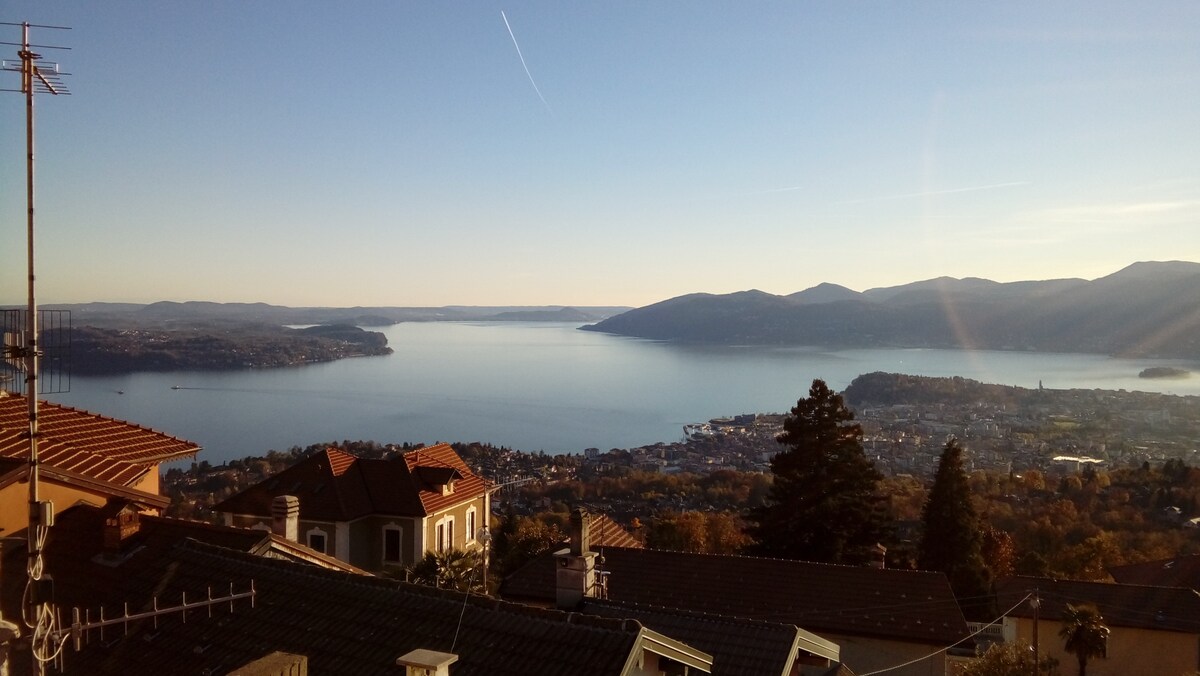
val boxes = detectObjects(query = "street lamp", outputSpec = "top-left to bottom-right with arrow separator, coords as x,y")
477,527 -> 492,594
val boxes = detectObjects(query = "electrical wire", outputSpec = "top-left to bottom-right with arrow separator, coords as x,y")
23,520 -> 65,663
856,593 -> 1032,676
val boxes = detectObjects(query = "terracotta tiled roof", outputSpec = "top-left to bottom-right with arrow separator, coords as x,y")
582,598 -> 827,676
0,393 -> 199,486
403,443 -> 491,514
996,576 -> 1200,634
1108,554 -> 1200,591
501,546 -> 970,646
215,444 -> 489,522
26,538 -> 676,676
589,513 -> 643,549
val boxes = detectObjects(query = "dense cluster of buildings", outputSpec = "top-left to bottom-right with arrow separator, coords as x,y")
562,384 -> 1200,482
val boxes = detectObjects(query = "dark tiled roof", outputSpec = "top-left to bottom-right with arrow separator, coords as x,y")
0,394 -> 199,485
1108,554 -> 1200,591
44,539 -> 660,676
996,576 -> 1200,634
582,598 -> 812,676
501,547 -> 970,645
215,444 -> 489,522
0,502 -> 372,621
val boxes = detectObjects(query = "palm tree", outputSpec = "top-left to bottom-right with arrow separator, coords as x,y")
1059,603 -> 1109,676
404,548 -> 484,592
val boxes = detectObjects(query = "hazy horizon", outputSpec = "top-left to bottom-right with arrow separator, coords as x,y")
2,257 -> 1196,309
3,3 -> 1198,307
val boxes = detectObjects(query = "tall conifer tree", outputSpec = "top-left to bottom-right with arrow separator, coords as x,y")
919,437 -> 990,606
750,379 -> 887,564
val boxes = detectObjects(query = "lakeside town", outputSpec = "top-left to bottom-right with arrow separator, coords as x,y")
163,373 -> 1200,529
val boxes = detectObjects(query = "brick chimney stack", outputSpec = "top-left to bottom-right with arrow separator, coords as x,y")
271,495 -> 300,542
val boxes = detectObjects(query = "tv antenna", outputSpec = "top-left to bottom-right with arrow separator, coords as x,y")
0,20 -> 70,676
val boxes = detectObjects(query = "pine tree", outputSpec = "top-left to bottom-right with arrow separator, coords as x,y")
750,379 -> 887,564
919,437 -> 990,606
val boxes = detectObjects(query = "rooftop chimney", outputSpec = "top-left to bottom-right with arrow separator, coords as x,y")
556,508 -> 597,609
102,500 -> 141,555
396,649 -> 458,676
272,495 -> 300,543
869,543 -> 887,570
227,651 -> 308,676
569,507 -> 591,555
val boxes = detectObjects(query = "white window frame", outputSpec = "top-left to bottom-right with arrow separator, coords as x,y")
434,515 -> 456,552
465,507 -> 477,545
306,527 -> 329,554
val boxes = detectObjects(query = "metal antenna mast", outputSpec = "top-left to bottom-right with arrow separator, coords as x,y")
0,19 -> 70,676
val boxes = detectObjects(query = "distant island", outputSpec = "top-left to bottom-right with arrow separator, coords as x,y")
581,260 -> 1200,360
1139,367 -> 1190,379
0,302 -> 629,375
68,324 -> 393,374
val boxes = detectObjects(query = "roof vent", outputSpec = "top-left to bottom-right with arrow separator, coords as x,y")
396,648 -> 458,676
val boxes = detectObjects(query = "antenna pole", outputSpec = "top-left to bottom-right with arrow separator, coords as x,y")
22,19 -> 42,586
21,22 -> 45,676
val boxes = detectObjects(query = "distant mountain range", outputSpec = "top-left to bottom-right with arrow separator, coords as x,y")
581,261 -> 1200,359
19,302 -> 629,329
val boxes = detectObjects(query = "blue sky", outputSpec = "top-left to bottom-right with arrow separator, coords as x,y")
1,2 -> 1198,307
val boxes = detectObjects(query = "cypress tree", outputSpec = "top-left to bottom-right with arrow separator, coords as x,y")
750,379 -> 887,564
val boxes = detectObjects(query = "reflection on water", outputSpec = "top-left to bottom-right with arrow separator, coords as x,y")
46,322 -> 1200,464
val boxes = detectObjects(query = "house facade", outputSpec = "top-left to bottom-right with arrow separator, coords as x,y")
215,444 -> 490,572
996,576 -> 1200,676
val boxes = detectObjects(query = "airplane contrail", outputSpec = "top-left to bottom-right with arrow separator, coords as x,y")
501,10 -> 553,116
835,181 -> 1030,205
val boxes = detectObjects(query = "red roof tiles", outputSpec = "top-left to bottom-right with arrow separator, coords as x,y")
403,444 -> 490,514
216,444 -> 490,522
0,393 -> 200,487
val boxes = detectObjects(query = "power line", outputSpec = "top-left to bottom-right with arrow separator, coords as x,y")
857,593 -> 1032,676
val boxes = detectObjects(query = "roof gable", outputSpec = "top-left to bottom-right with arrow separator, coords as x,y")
583,598 -> 823,676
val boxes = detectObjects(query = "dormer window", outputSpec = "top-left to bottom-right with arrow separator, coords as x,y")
414,466 -> 463,497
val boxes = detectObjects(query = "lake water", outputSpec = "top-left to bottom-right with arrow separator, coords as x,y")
44,322 -> 1200,465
